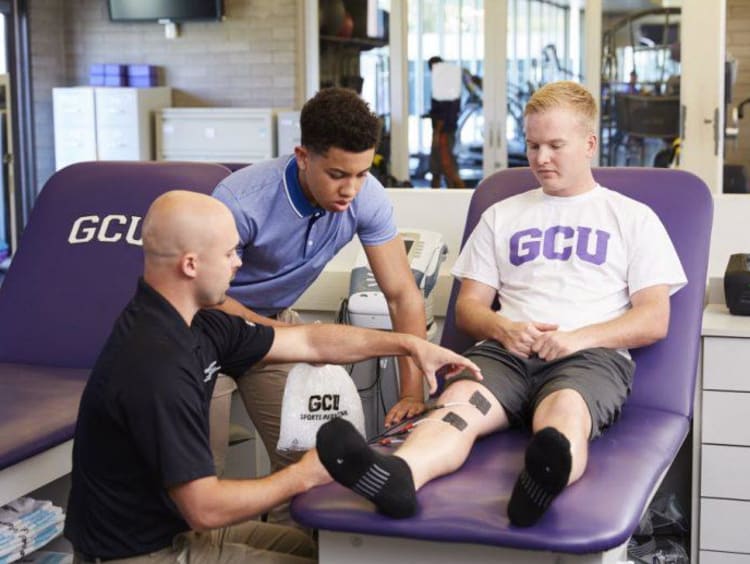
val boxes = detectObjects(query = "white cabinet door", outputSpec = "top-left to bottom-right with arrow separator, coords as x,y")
703,337 -> 750,391
700,499 -> 750,554
702,445 -> 750,500
94,89 -> 139,127
96,125 -> 140,161
702,391 -> 750,446
53,87 -> 97,170
700,551 -> 750,564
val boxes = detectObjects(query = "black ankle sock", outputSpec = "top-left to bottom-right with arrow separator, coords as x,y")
316,417 -> 417,518
508,427 -> 572,527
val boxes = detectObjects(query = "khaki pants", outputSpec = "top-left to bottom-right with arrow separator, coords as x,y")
209,374 -> 238,477
209,310 -> 304,526
73,520 -> 315,564
235,361 -> 304,526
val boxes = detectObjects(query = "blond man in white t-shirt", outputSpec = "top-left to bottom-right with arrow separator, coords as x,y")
314,81 -> 687,527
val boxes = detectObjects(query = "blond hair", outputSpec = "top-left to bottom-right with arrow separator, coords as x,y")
524,81 -> 598,134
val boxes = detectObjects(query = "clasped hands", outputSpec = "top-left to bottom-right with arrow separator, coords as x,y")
502,320 -> 589,361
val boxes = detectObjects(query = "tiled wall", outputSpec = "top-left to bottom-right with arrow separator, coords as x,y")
29,1 -> 67,197
29,0 -> 302,193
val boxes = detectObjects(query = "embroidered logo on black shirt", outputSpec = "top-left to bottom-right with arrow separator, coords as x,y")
203,360 -> 221,382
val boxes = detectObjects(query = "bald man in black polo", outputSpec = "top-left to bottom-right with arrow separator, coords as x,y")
64,191 -> 480,564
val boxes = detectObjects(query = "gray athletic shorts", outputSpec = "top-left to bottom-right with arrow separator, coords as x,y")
447,340 -> 635,439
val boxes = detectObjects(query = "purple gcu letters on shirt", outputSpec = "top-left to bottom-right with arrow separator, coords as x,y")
509,226 -> 611,266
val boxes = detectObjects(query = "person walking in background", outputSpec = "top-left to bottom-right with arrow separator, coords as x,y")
428,56 -> 466,188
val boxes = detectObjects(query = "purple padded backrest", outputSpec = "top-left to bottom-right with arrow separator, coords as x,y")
441,167 -> 712,418
0,161 -> 231,368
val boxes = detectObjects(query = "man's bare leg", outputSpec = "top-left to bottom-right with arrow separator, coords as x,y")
507,388 -> 591,526
395,380 -> 509,489
316,379 -> 509,517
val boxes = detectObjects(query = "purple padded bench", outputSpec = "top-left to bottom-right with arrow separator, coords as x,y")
291,168 -> 713,563
0,161 -> 231,506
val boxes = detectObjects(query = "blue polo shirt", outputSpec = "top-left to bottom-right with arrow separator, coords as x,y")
213,155 -> 397,316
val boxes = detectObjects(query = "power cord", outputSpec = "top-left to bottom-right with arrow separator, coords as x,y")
337,297 -> 390,431
376,357 -> 388,419
335,298 -> 355,375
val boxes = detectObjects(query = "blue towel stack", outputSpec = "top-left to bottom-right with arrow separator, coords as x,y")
88,64 -> 128,87
88,64 -> 105,86
128,65 -> 159,87
0,498 -> 65,564
103,64 -> 128,87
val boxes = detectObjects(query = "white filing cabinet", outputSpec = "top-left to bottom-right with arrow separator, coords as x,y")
697,304 -> 750,563
155,107 -> 288,164
52,86 -> 172,170
52,87 -> 97,169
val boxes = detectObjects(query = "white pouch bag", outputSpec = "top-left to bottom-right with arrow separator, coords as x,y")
277,363 -> 366,452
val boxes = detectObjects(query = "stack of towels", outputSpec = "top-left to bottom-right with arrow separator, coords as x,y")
0,498 -> 64,563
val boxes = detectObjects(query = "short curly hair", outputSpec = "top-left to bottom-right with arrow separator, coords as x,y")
300,87 -> 381,155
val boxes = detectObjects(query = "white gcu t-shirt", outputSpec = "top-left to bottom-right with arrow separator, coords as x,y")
452,185 -> 687,336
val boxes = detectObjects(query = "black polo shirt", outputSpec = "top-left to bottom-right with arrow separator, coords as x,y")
64,279 -> 274,559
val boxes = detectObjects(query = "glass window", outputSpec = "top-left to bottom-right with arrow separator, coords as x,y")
600,8 -> 681,167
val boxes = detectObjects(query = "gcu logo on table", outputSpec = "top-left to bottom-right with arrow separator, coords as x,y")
68,215 -> 143,246
308,394 -> 340,412
510,225 -> 611,266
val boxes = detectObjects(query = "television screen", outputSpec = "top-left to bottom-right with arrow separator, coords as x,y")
108,0 -> 223,22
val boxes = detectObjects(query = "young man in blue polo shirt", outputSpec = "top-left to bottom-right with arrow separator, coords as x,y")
212,88 -> 428,497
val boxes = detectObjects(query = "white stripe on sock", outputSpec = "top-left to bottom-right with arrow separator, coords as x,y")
360,474 -> 385,490
354,482 -> 379,497
521,470 -> 553,508
370,464 -> 390,480
353,465 -> 391,498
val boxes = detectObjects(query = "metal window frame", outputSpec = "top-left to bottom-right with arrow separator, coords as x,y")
1,0 -> 35,253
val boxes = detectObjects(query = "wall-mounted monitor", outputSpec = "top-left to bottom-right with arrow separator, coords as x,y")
108,0 -> 223,23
